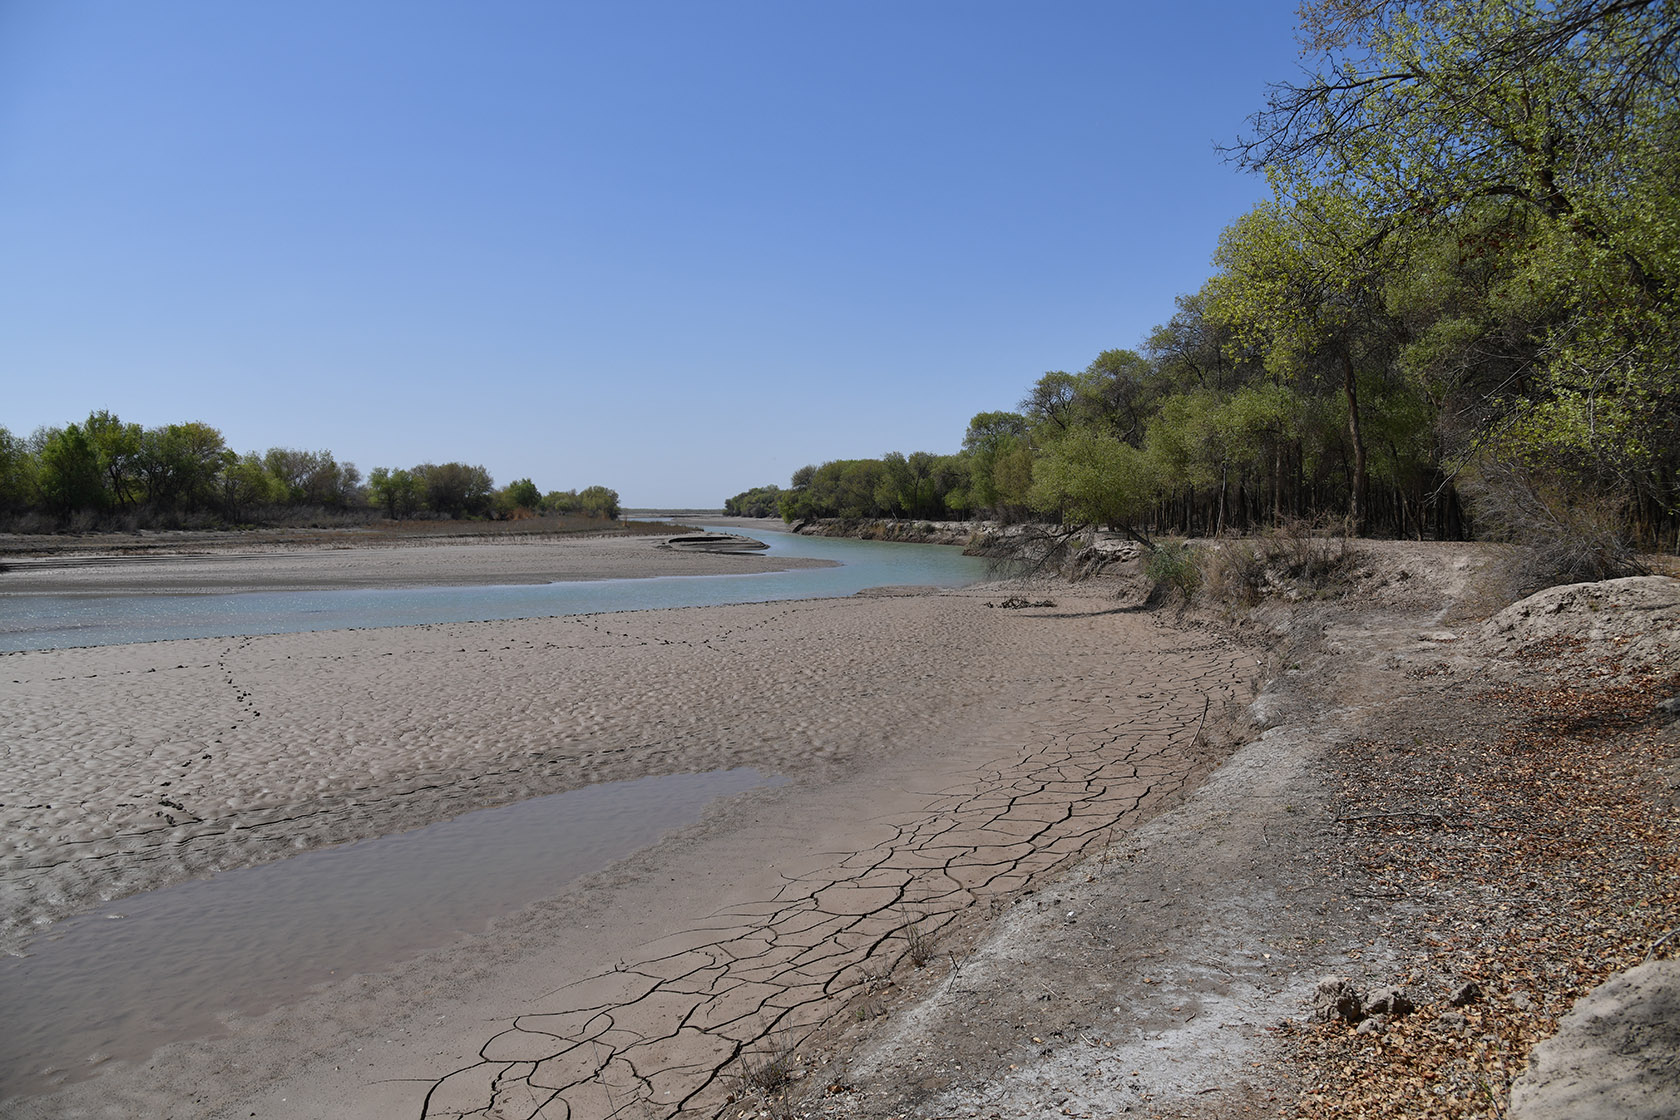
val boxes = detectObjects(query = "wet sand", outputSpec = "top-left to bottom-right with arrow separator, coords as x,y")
0,532 -> 830,596
0,540 -> 1256,1118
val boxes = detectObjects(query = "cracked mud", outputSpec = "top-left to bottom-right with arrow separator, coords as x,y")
421,664 -> 1231,1118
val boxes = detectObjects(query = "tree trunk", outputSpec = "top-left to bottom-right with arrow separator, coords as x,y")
1216,464 -> 1228,536
1341,350 -> 1369,534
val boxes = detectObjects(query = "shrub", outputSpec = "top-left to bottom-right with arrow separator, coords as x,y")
1192,521 -> 1361,611
1195,540 -> 1266,608
1143,539 -> 1202,604
1461,457 -> 1645,590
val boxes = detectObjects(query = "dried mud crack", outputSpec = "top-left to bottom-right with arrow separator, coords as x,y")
418,629 -> 1245,1119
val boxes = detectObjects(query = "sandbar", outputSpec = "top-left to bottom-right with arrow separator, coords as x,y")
0,532 -> 831,596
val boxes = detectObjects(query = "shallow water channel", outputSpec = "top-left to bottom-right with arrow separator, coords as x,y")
0,768 -> 778,1098
0,526 -> 989,651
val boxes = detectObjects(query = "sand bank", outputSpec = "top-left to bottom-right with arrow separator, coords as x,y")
0,532 -> 830,596
0,576 -> 1255,1117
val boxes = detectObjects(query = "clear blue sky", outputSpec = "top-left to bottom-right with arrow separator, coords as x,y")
1,1 -> 1305,508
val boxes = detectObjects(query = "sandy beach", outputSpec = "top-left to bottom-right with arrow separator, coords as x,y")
0,534 -> 1256,1118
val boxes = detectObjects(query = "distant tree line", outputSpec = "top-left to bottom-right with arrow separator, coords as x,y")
0,409 -> 619,528
742,1 -> 1678,566
722,485 -> 783,518
771,454 -> 973,523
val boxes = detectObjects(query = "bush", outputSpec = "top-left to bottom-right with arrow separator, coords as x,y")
1195,540 -> 1266,608
1190,522 -> 1361,611
1461,457 -> 1644,590
1143,540 -> 1202,604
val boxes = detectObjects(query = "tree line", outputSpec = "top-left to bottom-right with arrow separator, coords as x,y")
742,0 -> 1678,566
0,410 -> 619,527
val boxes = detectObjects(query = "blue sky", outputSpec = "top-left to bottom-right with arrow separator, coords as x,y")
1,1 -> 1305,508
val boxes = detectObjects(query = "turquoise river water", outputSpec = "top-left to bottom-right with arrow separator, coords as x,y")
0,526 -> 989,652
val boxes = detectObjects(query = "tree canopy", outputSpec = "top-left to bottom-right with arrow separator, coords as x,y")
759,1 -> 1677,556
1,410 -> 623,530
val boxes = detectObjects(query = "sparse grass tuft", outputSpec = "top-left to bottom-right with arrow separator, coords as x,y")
901,911 -> 935,968
738,1035 -> 796,1095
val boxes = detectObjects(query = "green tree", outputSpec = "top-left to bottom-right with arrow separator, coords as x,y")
368,467 -> 422,519
1020,371 -> 1081,433
541,488 -> 581,515
496,477 -> 541,515
1240,0 -> 1676,304
262,448 -> 359,507
36,424 -> 106,513
1077,349 -> 1159,444
724,485 -> 783,517
1206,191 -> 1402,531
1237,0 -> 1680,537
778,459 -> 891,520
0,426 -> 35,512
83,410 -> 143,509
876,451 -> 943,518
414,462 -> 493,518
137,422 -> 231,510
576,485 -> 620,519
218,452 -> 283,520
961,411 -> 1031,515
1028,429 -> 1156,537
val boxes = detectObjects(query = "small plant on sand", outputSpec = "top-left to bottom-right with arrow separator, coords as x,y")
849,964 -> 890,1020
1461,455 -> 1646,591
1195,540 -> 1266,609
738,1035 -> 796,1095
734,1034 -> 803,1120
900,910 -> 936,968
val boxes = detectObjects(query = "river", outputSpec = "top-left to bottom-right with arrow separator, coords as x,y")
0,526 -> 990,652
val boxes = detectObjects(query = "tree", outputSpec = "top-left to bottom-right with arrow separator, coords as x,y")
724,485 -> 783,517
83,410 -> 143,509
35,424 -> 105,513
576,485 -> 620,519
1077,349 -> 1159,444
1235,0 -> 1680,536
497,477 -> 541,515
1028,429 -> 1156,538
137,422 -> 230,510
542,488 -> 581,515
1239,0 -> 1677,303
219,452 -> 283,520
413,462 -> 493,518
777,459 -> 892,521
1206,192 -> 1403,531
262,448 -> 358,507
962,411 -> 1031,515
877,451 -> 943,518
368,467 -> 422,519
0,426 -> 34,512
1020,371 -> 1081,433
